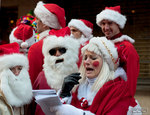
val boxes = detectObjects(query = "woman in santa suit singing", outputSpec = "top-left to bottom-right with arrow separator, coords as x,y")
50,37 -> 141,115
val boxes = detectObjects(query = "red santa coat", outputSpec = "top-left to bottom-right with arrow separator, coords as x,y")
71,77 -> 136,115
110,33 -> 140,97
28,71 -> 51,115
28,30 -> 50,85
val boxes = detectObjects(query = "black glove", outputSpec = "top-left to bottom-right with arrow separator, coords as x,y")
60,73 -> 81,98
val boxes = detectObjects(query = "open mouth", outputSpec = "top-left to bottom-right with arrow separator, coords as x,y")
86,67 -> 94,71
55,59 -> 64,64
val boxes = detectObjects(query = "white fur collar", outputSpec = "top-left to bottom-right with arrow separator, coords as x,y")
111,35 -> 135,44
39,29 -> 50,40
77,79 -> 96,105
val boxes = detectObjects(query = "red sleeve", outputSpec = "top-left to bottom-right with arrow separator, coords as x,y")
28,40 -> 44,85
105,97 -> 129,115
33,71 -> 51,90
116,41 -> 140,96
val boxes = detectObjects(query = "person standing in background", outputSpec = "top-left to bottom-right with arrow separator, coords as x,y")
96,5 -> 140,108
9,24 -> 36,55
68,19 -> 93,67
30,27 -> 80,115
28,1 -> 66,85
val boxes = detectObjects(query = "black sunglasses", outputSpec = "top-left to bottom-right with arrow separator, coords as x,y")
49,47 -> 67,56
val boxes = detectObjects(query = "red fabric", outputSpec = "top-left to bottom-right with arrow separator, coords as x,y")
115,40 -> 139,97
14,24 -> 33,41
44,4 -> 66,28
28,39 -> 44,85
77,40 -> 89,68
28,71 -> 51,115
79,19 -> 93,31
105,5 -> 121,13
0,42 -> 20,56
71,77 -> 133,115
49,27 -> 70,37
109,32 -> 122,40
34,71 -> 51,115
33,71 -> 50,90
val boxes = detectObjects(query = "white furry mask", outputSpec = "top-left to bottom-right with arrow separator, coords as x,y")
0,68 -> 33,107
43,50 -> 78,91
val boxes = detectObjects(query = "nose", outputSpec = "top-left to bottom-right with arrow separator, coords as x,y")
14,68 -> 21,76
104,23 -> 110,30
84,57 -> 91,65
55,50 -> 61,57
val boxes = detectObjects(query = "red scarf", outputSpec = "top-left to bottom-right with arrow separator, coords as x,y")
108,32 -> 122,40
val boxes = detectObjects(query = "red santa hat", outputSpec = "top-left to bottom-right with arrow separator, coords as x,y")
0,42 -> 28,71
34,1 -> 66,29
9,24 -> 36,49
68,19 -> 93,38
82,37 -> 119,70
96,5 -> 127,29
43,27 -> 80,57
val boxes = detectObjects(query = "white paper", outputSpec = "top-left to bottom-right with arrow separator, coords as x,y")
32,89 -> 62,115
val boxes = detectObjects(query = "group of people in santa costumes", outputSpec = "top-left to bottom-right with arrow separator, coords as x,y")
28,1 -> 66,85
49,37 -> 141,115
0,0 -> 141,114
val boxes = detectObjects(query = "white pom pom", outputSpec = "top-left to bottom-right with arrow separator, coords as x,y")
21,42 -> 28,49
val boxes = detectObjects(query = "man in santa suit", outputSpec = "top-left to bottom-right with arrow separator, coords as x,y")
68,19 -> 93,67
50,37 -> 142,115
96,6 -> 139,101
0,42 -> 33,115
28,1 -> 66,85
30,27 -> 80,115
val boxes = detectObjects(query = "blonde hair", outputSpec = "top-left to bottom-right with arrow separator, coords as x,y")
79,58 -> 115,93
74,43 -> 116,93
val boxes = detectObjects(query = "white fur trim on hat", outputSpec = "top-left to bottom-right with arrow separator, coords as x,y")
82,37 -> 119,70
9,27 -> 36,48
42,35 -> 80,58
34,1 -> 61,29
0,54 -> 28,71
9,27 -> 22,44
68,19 -> 93,38
96,9 -> 127,29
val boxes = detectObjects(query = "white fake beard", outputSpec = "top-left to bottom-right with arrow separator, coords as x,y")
0,69 -> 33,107
43,54 -> 78,91
70,34 -> 89,45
